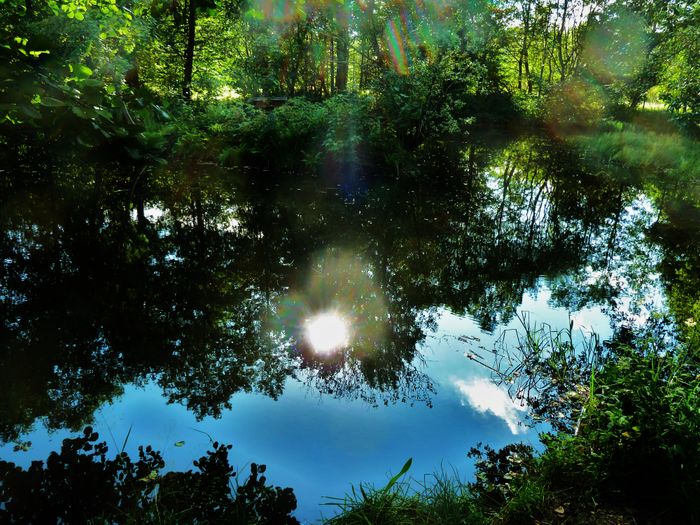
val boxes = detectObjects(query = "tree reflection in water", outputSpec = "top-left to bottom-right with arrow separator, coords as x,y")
1,134 -> 696,444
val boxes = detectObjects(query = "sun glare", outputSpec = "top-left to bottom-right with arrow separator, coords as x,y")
305,312 -> 350,354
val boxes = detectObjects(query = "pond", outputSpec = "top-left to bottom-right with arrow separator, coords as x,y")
0,132 -> 692,522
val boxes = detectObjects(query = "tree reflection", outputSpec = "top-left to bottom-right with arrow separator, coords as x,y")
0,427 -> 299,524
1,133 -> 669,442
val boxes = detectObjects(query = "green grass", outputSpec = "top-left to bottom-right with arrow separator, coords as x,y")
323,466 -> 486,525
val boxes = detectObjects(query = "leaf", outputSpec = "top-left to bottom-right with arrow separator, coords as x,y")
76,135 -> 95,147
153,105 -> 170,120
72,106 -> 88,119
95,108 -> 113,121
138,469 -> 159,482
13,441 -> 32,452
174,440 -> 185,447
382,458 -> 412,493
72,64 -> 93,78
18,104 -> 41,119
79,79 -> 103,88
40,97 -> 66,107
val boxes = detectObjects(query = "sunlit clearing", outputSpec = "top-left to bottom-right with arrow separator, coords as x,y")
305,312 -> 350,354
215,86 -> 241,101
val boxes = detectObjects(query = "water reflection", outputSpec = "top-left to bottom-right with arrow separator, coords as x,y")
1,133 -> 698,445
453,378 -> 527,435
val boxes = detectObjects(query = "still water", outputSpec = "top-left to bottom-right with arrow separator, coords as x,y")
0,133 -> 687,522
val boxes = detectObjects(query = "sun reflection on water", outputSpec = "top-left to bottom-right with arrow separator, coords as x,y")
305,312 -> 350,354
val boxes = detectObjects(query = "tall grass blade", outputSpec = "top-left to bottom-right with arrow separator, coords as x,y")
382,458 -> 412,493
121,424 -> 133,454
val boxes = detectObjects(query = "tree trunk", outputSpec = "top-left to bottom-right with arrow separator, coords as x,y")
517,0 -> 532,92
367,0 -> 382,66
182,0 -> 196,101
330,37 -> 335,93
335,6 -> 350,92
336,39 -> 349,92
556,0 -> 570,82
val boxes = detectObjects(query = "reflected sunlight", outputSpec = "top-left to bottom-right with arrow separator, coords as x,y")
305,312 -> 350,354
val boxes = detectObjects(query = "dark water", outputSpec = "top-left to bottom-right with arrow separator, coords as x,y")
1,132 -> 696,522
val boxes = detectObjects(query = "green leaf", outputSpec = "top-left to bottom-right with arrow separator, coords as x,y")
72,64 -> 93,78
72,106 -> 88,118
18,104 -> 41,119
153,105 -> 170,120
382,458 -> 412,493
40,97 -> 66,107
79,78 -> 103,88
138,469 -> 159,482
95,108 -> 113,121
76,135 -> 94,147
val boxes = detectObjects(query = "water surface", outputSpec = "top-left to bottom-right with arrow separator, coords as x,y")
1,133 -> 692,522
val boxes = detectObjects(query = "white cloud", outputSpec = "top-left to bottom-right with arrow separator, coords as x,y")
453,377 -> 527,435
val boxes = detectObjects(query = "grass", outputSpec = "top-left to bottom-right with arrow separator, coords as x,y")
323,464 -> 486,525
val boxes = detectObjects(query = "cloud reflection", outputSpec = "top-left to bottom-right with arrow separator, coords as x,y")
453,377 -> 526,434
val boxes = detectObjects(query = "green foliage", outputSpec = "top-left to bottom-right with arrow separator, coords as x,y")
576,118 -> 700,183
500,322 -> 700,522
658,7 -> 700,131
325,459 -> 485,525
521,330 -> 697,522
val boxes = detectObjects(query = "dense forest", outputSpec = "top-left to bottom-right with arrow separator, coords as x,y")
1,0 -> 700,523
2,0 -> 698,137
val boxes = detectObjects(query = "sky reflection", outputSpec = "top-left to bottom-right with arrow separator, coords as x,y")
453,377 -> 527,435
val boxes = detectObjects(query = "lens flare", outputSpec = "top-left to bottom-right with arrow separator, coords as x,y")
386,18 -> 409,75
305,312 -> 350,354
